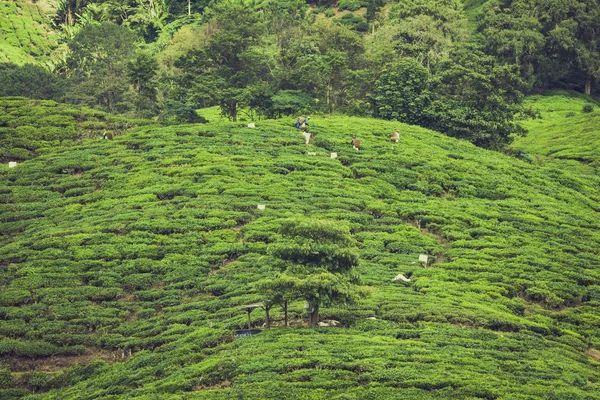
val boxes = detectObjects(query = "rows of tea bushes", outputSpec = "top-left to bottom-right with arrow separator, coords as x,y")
0,97 -> 150,163
513,90 -> 600,170
0,1 -> 56,65
1,113 -> 599,398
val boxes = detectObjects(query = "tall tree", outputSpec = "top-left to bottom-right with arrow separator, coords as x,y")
176,2 -> 268,121
479,0 -> 600,94
371,59 -> 432,125
293,19 -> 367,114
127,51 -> 159,115
427,44 -> 528,149
478,0 -> 546,89
65,22 -> 138,112
261,219 -> 361,326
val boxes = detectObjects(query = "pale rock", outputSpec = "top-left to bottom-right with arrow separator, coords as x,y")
318,320 -> 341,327
393,274 -> 411,282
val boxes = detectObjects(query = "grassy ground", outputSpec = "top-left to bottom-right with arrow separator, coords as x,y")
1,110 -> 599,398
513,90 -> 600,171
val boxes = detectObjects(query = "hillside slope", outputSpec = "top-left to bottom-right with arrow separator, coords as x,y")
1,115 -> 600,398
513,91 -> 600,171
0,97 -> 150,163
0,1 -> 57,66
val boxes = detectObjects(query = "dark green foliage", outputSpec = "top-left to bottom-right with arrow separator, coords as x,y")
159,100 -> 204,124
0,369 -> 12,389
582,104 -> 594,113
261,218 -> 362,325
0,64 -> 65,100
28,371 -> 50,393
338,0 -> 363,12
371,59 -> 432,124
127,52 -> 160,116
176,2 -> 267,121
426,44 -> 527,149
478,0 -> 600,95
270,90 -> 313,117
66,22 -> 139,113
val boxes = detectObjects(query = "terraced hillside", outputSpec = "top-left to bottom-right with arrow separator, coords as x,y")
513,91 -> 600,170
0,1 -> 57,65
463,0 -> 491,23
0,97 -> 151,163
1,115 -> 600,398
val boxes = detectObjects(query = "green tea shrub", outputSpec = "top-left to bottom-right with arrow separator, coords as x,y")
0,339 -> 58,357
160,100 -> 205,124
28,371 -> 50,393
338,0 -> 362,11
0,289 -> 31,306
0,368 -> 12,389
0,389 -> 29,399
354,22 -> 369,32
582,104 -> 594,113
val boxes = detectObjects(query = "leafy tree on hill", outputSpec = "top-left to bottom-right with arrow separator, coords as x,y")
371,58 -> 432,125
293,19 -> 368,114
260,219 -> 362,326
175,2 -> 268,121
478,0 -> 600,95
549,0 -> 600,95
65,21 -> 139,113
426,44 -> 528,149
127,51 -> 160,115
478,0 -> 546,89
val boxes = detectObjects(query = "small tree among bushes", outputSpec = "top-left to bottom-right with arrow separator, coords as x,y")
260,218 -> 362,326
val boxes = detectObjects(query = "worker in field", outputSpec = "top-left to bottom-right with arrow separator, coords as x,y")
390,130 -> 400,142
351,136 -> 361,151
302,116 -> 310,130
295,117 -> 302,129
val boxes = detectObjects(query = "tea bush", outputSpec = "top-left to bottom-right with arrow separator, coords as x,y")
0,2 -> 56,65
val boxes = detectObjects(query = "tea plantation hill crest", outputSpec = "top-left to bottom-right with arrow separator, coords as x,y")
1,112 -> 600,398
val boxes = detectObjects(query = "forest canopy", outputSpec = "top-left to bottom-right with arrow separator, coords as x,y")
2,0 -> 600,145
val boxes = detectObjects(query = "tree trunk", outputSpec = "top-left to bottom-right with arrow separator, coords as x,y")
188,0 -> 191,16
67,0 -> 74,26
232,102 -> 237,122
265,305 -> 271,329
585,73 -> 592,96
284,301 -> 288,327
310,303 -> 319,326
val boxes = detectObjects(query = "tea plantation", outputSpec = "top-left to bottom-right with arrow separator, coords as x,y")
0,97 -> 149,163
513,91 -> 600,170
0,1 -> 57,65
1,113 -> 600,399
